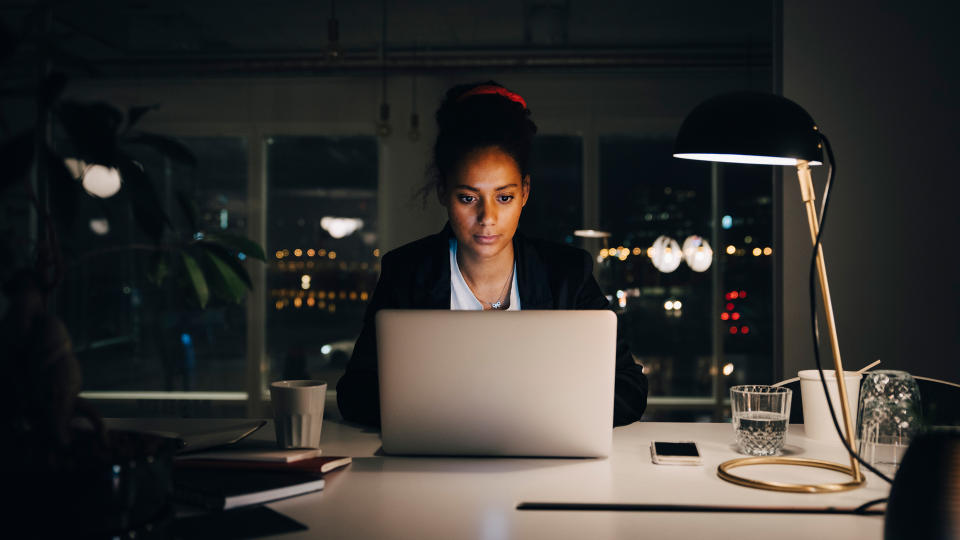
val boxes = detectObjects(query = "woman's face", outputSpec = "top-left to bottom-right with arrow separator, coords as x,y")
440,146 -> 530,261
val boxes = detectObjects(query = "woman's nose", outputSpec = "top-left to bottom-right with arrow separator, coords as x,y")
477,198 -> 496,224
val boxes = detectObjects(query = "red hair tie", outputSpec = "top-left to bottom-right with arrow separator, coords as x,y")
457,85 -> 527,109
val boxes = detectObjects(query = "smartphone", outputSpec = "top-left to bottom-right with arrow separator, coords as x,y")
649,441 -> 702,465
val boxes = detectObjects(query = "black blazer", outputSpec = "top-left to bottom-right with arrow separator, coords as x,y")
336,224 -> 649,427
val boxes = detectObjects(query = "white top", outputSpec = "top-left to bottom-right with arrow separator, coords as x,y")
449,238 -> 520,311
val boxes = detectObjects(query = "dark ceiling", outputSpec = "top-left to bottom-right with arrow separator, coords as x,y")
1,0 -> 773,77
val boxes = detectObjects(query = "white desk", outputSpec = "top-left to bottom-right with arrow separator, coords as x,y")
109,419 -> 889,539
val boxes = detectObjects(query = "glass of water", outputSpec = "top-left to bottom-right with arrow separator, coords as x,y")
730,385 -> 792,456
856,370 -> 922,475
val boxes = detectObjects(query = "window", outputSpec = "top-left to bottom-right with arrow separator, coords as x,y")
521,135 -> 583,244
65,137 -> 250,394
265,136 -> 379,389
599,137 -> 774,420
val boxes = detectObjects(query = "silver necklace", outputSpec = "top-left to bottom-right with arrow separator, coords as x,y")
476,265 -> 513,310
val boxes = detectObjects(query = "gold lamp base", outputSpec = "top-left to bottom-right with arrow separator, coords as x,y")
714,161 -> 866,495
718,456 -> 866,493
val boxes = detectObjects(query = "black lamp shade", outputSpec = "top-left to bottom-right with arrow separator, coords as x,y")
673,92 -> 823,166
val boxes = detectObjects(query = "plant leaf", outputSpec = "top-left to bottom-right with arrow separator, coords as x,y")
44,144 -> 81,231
117,157 -> 170,243
39,71 -> 68,109
146,254 -> 169,286
202,232 -> 266,261
175,190 -> 199,233
125,133 -> 197,167
56,101 -> 122,165
181,252 -> 209,308
125,104 -> 159,132
0,131 -> 35,192
206,251 -> 247,304
199,241 -> 253,289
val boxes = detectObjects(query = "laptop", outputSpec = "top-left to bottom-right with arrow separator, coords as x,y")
376,309 -> 617,457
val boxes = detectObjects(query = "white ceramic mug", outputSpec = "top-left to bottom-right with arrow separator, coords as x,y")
270,380 -> 327,449
798,370 -> 861,444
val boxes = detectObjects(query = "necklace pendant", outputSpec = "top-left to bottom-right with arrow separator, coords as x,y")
490,300 -> 502,309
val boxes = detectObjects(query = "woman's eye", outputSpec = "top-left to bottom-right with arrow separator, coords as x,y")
498,195 -> 514,203
458,195 -> 476,204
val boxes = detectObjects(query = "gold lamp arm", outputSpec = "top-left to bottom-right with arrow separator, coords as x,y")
714,160 -> 866,493
795,159 -> 862,482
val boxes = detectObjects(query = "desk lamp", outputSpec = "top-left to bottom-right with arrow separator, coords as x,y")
673,92 -> 863,493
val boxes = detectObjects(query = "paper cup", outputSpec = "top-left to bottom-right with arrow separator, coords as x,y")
270,380 -> 327,449
798,370 -> 861,443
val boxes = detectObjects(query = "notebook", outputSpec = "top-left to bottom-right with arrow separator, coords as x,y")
376,309 -> 617,457
176,455 -> 352,475
173,468 -> 325,510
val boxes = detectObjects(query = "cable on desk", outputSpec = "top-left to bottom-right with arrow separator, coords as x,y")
852,498 -> 888,515
516,502 -> 885,515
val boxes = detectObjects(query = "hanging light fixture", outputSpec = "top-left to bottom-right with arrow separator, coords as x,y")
81,164 -> 122,198
327,0 -> 341,61
682,235 -> 713,272
650,235 -> 682,273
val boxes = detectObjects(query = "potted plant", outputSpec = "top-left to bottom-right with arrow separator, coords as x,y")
0,10 -> 265,535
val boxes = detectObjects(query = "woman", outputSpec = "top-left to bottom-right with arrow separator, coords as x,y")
337,81 -> 648,427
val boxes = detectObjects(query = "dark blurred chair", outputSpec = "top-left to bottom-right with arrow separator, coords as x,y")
914,376 -> 960,427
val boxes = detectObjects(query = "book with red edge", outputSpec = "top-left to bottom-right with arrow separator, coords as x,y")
175,455 -> 352,475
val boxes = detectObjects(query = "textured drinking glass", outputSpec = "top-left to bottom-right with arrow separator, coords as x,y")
856,370 -> 922,474
730,385 -> 792,456
270,380 -> 327,449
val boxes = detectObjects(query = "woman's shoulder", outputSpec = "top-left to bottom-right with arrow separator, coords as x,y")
381,228 -> 448,265
518,234 -> 592,275
384,231 -> 444,259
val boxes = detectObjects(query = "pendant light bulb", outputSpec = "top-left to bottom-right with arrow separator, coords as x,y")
82,164 -> 122,198
650,235 -> 683,273
682,235 -> 714,272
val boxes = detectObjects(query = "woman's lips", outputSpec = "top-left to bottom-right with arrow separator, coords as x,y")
473,234 -> 500,245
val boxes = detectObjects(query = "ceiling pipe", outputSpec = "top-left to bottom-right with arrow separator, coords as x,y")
71,45 -> 771,78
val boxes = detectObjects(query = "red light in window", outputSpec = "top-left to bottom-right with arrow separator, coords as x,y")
739,290 -> 747,298
731,312 -> 741,321
726,303 -> 735,311
741,326 -> 750,334
730,291 -> 739,299
720,312 -> 730,321
729,326 -> 738,334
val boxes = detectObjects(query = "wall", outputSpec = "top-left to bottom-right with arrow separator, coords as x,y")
782,2 -> 960,381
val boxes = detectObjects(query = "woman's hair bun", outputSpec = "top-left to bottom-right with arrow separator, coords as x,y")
430,81 -> 537,194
